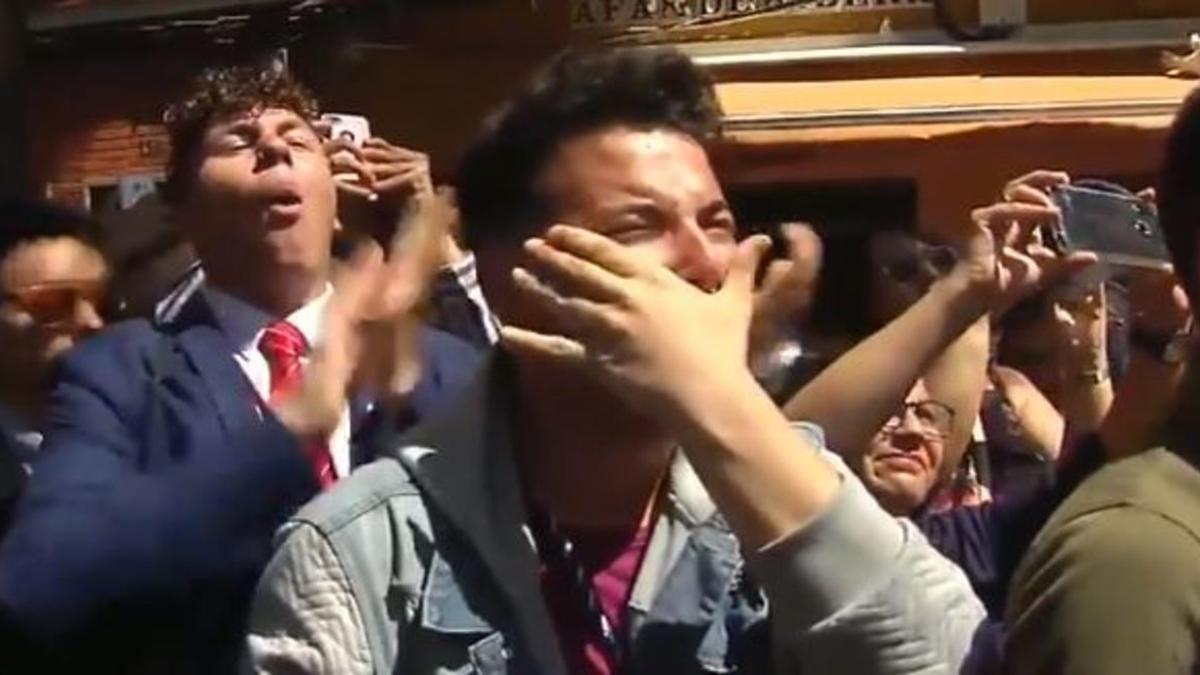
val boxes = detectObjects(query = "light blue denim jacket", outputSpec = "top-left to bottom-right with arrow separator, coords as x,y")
244,357 -> 985,675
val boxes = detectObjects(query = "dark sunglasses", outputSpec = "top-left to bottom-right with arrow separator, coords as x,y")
4,280 -> 107,328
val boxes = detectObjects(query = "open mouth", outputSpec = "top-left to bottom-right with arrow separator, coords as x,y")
264,191 -> 304,220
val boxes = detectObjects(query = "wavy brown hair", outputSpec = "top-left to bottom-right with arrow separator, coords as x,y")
161,64 -> 320,205
456,47 -> 723,250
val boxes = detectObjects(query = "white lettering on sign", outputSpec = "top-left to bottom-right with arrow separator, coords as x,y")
571,0 -> 933,27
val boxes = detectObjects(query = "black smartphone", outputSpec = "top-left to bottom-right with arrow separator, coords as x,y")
1047,185 -> 1170,270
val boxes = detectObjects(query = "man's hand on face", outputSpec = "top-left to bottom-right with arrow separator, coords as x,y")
500,225 -> 770,418
951,171 -> 1096,317
271,191 -> 452,439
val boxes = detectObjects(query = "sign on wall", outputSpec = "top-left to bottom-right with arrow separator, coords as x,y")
117,174 -> 159,210
572,0 -> 934,28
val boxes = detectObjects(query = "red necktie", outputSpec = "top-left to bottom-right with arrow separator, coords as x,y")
259,320 -> 336,489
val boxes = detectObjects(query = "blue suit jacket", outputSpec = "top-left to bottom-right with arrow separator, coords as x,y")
0,418 -> 25,539
0,296 -> 481,673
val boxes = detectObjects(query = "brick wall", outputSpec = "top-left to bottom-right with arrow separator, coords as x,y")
26,45 -> 545,204
55,119 -> 168,184
28,56 -> 186,207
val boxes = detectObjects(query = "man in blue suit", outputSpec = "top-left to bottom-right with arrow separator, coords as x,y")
0,64 -> 479,673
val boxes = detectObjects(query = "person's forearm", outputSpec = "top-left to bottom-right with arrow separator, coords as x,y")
669,273 -> 985,550
1058,348 -> 1114,436
924,319 -> 989,479
782,274 -> 985,455
666,367 -> 839,550
1012,395 -> 1066,461
1099,354 -> 1187,459
1060,381 -> 1114,436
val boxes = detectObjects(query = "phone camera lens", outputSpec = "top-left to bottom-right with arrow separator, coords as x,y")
1134,219 -> 1153,237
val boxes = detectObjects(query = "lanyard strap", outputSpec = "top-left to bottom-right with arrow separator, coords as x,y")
526,465 -> 669,669
530,508 -> 627,668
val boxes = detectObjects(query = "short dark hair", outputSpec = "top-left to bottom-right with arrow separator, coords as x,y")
0,197 -> 97,263
161,64 -> 320,205
456,47 -> 723,249
1159,87 -> 1200,301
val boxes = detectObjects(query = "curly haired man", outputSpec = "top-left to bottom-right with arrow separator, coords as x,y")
0,63 -> 478,673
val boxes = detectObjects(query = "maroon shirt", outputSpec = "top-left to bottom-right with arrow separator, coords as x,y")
539,521 -> 653,674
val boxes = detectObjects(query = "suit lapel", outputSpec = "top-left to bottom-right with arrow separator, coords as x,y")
163,294 -> 262,437
165,294 -> 415,470
392,354 -> 566,675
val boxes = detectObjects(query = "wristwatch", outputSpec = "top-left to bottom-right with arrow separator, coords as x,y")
1131,328 -> 1191,365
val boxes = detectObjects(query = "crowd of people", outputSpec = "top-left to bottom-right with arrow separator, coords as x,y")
0,44 -> 1198,674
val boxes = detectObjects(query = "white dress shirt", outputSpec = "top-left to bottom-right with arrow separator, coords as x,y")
448,252 -> 501,344
201,284 -> 352,480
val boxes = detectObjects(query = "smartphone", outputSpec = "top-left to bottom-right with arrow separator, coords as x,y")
321,113 -> 371,147
322,113 -> 372,186
1047,185 -> 1170,270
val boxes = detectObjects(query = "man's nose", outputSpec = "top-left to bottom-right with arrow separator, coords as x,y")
255,135 -> 293,169
672,222 -> 725,292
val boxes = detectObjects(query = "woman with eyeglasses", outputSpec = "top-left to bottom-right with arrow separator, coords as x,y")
856,380 -> 957,518
0,198 -> 108,533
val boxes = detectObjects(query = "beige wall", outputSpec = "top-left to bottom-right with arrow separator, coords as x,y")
25,0 -> 1198,235
719,120 -> 1164,239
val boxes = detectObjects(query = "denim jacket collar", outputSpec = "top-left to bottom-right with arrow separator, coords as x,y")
391,353 -> 564,674
390,352 -> 765,674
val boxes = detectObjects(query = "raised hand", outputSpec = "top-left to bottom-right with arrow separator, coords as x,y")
354,190 -> 452,402
750,222 -> 823,358
327,136 -> 433,246
1001,169 -> 1071,208
957,173 -> 1096,315
272,191 -> 453,438
1130,268 -> 1192,338
1053,286 -> 1108,369
270,244 -> 377,439
501,225 -> 770,416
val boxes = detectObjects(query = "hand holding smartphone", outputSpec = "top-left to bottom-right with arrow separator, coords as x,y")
322,113 -> 373,188
1047,184 -> 1170,271
323,113 -> 371,149
322,114 -> 436,252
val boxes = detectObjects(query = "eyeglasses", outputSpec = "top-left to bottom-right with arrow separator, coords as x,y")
3,280 -> 107,328
881,400 -> 955,439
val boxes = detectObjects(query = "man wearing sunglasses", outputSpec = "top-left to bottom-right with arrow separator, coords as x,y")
0,197 -> 107,532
